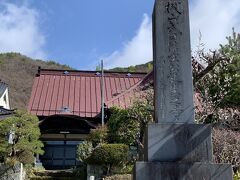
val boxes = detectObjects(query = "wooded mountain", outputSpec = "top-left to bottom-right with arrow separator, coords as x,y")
0,53 -> 151,110
110,61 -> 152,73
0,53 -> 72,109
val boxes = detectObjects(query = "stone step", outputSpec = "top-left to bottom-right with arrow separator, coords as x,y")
30,176 -> 79,180
32,170 -> 75,177
30,170 -> 79,180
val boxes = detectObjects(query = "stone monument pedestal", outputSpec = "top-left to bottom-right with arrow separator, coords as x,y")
134,161 -> 232,180
144,124 -> 212,162
133,123 -> 233,180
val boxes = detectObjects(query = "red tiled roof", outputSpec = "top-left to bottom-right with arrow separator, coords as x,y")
106,70 -> 153,105
28,69 -> 147,118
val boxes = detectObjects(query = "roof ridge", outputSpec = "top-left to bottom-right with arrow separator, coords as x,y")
39,68 -> 148,74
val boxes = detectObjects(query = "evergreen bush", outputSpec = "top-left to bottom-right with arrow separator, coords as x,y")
0,110 -> 44,165
76,141 -> 93,163
87,125 -> 108,146
86,144 -> 128,174
107,107 -> 139,146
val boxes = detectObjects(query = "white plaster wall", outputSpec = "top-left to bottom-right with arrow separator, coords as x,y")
0,88 -> 10,109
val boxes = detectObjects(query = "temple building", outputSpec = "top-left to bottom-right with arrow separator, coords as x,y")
27,67 -> 202,169
27,68 -> 147,169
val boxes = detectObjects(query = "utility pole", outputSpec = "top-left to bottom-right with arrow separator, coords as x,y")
101,60 -> 105,127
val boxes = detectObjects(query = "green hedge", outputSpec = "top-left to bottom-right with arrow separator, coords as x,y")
86,144 -> 128,167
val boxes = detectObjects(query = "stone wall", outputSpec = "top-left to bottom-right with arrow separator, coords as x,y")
0,163 -> 25,180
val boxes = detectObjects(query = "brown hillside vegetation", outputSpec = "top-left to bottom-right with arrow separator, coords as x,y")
0,53 -> 73,110
0,52 -> 151,110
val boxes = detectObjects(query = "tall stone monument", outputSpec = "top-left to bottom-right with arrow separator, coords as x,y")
133,0 -> 233,179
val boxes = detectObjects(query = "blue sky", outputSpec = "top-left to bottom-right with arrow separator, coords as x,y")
0,0 -> 240,70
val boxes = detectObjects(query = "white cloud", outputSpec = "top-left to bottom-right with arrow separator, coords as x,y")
104,14 -> 152,69
190,0 -> 240,52
104,0 -> 240,68
0,2 -> 46,59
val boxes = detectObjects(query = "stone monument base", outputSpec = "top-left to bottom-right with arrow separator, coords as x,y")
144,123 -> 213,162
133,162 -> 233,180
133,123 -> 233,180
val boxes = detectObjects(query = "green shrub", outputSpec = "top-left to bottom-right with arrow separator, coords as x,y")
17,150 -> 35,165
87,126 -> 108,146
73,166 -> 87,180
234,171 -> 240,180
0,110 -> 44,165
107,107 -> 139,146
76,141 -> 93,162
86,144 -> 128,174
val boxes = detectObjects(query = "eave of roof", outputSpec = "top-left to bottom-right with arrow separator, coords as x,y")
0,107 -> 14,120
36,68 -> 147,77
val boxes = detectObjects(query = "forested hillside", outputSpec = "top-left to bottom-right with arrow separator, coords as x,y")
110,61 -> 152,73
0,53 -> 72,109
